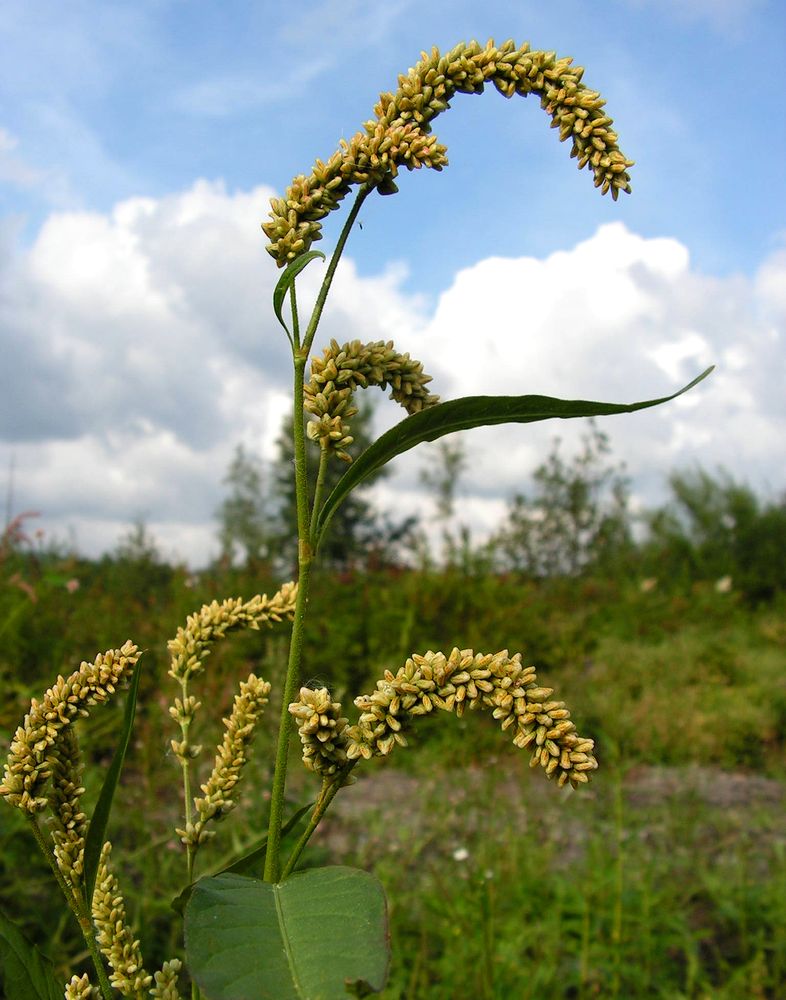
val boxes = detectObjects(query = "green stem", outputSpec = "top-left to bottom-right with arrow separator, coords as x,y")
27,815 -> 114,1000
309,449 -> 330,548
301,184 -> 373,357
289,282 -> 301,351
178,679 -> 197,886
265,184 -> 368,882
264,353 -> 313,883
280,770 -> 353,880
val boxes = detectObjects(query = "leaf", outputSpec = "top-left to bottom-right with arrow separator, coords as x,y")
83,658 -> 142,906
273,252 -> 326,336
184,867 -> 389,999
171,802 -> 313,915
0,908 -> 62,1000
313,367 -> 714,549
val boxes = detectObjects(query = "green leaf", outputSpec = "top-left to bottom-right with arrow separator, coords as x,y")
0,908 -> 62,1000
83,658 -> 142,906
314,367 -> 714,549
185,867 -> 389,999
171,802 -> 313,915
273,251 -> 326,336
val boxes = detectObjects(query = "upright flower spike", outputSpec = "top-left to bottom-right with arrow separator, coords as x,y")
345,648 -> 598,788
304,339 -> 439,461
92,842 -> 153,996
177,673 -> 272,847
150,959 -> 183,999
263,39 -> 633,266
0,642 -> 140,813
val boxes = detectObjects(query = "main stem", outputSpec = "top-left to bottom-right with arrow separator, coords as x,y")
265,186 -> 368,881
263,352 -> 313,883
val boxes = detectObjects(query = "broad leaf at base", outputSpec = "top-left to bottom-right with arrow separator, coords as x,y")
184,867 -> 389,999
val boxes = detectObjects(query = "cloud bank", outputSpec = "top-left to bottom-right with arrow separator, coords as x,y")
1,181 -> 782,563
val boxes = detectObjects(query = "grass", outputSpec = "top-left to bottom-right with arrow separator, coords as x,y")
314,752 -> 786,998
1,561 -> 785,995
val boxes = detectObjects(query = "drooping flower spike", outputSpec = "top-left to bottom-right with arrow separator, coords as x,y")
264,39 -> 633,266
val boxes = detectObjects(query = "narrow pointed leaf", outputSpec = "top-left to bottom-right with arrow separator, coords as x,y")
185,867 -> 389,999
314,367 -> 714,548
273,251 -> 326,335
83,658 -> 142,905
0,908 -> 62,1000
171,802 -> 313,915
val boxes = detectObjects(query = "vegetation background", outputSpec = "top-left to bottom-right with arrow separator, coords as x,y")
2,416 -> 786,998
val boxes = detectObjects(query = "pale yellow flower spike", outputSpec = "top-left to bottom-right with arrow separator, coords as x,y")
48,726 -> 88,886
0,642 -> 140,813
167,584 -> 298,686
288,687 -> 351,777
167,583 -> 296,765
64,973 -> 100,1000
92,842 -> 153,996
150,959 -> 184,999
263,39 -> 633,266
346,648 -> 598,789
177,673 -> 272,847
305,339 -> 439,461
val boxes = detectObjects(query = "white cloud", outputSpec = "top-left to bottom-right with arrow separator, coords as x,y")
0,179 -> 427,561
376,222 -> 785,530
1,185 -> 783,564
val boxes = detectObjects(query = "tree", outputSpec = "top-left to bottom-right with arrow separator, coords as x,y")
216,444 -> 270,569
643,468 -> 786,600
494,421 -> 632,577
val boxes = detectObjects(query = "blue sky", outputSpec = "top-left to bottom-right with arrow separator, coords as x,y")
1,0 -> 784,562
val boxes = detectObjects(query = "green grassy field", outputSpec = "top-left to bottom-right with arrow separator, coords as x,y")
2,561 -> 785,997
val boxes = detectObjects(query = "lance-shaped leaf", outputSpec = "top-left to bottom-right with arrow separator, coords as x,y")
0,909 -> 62,1000
273,251 -> 326,337
83,658 -> 142,905
184,867 -> 389,999
313,367 -> 713,549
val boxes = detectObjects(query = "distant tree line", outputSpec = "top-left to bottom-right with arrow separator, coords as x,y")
4,411 -> 784,606
212,408 -> 786,603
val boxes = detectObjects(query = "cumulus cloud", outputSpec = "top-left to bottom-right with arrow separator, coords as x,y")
0,180 -> 427,561
371,223 -> 785,532
0,182 -> 782,564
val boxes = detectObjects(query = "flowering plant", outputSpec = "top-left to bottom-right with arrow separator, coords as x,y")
0,39 -> 710,1000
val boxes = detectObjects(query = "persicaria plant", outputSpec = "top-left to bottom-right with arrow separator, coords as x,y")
0,38 -> 710,1000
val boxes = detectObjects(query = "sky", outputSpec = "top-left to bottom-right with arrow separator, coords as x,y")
1,0 -> 784,565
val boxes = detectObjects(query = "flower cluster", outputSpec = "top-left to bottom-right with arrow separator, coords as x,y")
305,339 -> 438,461
168,584 -> 296,765
48,727 -> 88,885
92,842 -> 153,996
177,673 -> 271,847
346,648 -> 598,788
64,974 -> 100,999
263,39 -> 633,266
288,687 -> 351,777
168,584 -> 297,686
150,959 -> 183,1000
0,642 -> 140,813
91,843 -> 184,998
